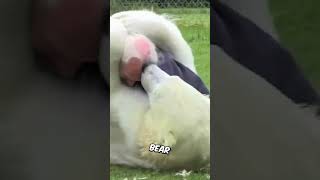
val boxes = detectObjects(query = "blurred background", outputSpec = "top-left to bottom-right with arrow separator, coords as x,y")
110,0 -> 210,179
270,0 -> 320,90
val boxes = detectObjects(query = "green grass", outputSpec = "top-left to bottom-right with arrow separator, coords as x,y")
173,10 -> 211,88
111,166 -> 210,180
270,0 -> 320,89
110,8 -> 210,180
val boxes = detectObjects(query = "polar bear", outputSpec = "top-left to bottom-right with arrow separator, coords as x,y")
137,64 -> 210,169
107,11 -> 210,170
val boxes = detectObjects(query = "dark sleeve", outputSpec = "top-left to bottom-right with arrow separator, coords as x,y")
212,1 -> 319,105
157,49 -> 210,95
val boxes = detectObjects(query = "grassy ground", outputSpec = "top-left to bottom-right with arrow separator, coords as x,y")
270,0 -> 320,89
156,8 -> 211,88
110,8 -> 210,180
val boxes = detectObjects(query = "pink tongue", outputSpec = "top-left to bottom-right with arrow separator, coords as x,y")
120,36 -> 152,86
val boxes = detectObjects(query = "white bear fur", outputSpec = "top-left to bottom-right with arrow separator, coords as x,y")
107,11 -> 210,169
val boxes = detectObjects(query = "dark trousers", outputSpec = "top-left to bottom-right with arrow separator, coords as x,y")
212,1 -> 319,105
